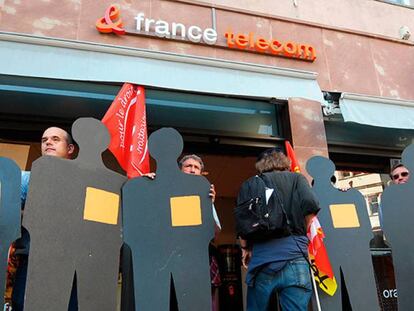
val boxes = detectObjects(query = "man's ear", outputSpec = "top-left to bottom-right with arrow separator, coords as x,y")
67,144 -> 75,156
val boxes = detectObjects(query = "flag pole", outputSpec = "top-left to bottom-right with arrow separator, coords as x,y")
311,271 -> 322,311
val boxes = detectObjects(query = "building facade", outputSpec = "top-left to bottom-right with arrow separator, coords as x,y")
1,0 -> 414,309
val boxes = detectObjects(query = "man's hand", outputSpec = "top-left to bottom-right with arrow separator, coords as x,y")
241,248 -> 252,269
142,172 -> 156,179
239,238 -> 251,268
210,184 -> 216,203
337,185 -> 351,192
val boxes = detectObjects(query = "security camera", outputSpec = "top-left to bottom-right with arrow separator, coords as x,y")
399,26 -> 411,40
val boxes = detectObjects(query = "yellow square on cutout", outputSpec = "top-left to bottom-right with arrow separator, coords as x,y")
170,196 -> 202,227
83,187 -> 119,225
329,204 -> 360,228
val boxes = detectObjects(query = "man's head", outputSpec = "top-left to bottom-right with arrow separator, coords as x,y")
41,127 -> 75,159
255,148 -> 290,174
390,163 -> 410,184
179,154 -> 204,175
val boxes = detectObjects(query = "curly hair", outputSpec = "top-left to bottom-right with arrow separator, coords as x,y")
255,149 -> 291,173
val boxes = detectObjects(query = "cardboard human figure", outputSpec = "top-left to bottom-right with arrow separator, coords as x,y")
23,118 -> 126,311
381,144 -> 414,310
306,156 -> 379,311
122,127 -> 214,311
0,157 -> 21,306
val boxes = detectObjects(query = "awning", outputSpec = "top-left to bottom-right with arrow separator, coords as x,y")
340,93 -> 414,130
0,32 -> 324,103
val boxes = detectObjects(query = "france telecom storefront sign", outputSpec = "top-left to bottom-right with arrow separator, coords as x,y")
96,4 -> 316,62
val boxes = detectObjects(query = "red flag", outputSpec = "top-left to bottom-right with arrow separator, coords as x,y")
308,217 -> 334,279
102,83 -> 150,178
284,141 -> 337,295
285,140 -> 300,173
307,216 -> 337,295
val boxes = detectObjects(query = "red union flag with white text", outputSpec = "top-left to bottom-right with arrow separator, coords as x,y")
102,83 -> 150,178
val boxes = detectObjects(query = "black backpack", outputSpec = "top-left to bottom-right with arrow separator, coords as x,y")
234,172 -> 291,241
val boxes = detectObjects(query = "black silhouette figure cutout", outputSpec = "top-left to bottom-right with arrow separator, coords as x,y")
0,157 -> 21,307
23,118 -> 126,311
381,144 -> 414,311
122,127 -> 214,311
306,156 -> 379,310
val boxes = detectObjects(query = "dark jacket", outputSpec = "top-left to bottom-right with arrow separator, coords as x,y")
262,171 -> 320,236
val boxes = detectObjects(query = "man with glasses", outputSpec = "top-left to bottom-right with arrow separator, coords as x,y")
378,163 -> 410,228
390,163 -> 410,185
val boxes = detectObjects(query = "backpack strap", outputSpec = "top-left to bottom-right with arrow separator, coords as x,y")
258,173 -> 291,229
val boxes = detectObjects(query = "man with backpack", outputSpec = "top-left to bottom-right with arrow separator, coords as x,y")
237,148 -> 319,311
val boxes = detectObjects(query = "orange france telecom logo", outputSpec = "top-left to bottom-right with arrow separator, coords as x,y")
96,4 -> 125,35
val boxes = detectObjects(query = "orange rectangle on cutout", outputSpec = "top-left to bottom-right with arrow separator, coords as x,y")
170,195 -> 202,227
83,187 -> 119,225
329,204 -> 360,228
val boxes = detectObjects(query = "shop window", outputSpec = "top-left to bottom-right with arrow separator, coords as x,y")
0,75 -> 286,145
146,89 -> 283,139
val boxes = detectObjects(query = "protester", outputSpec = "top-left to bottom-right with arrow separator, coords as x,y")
11,127 -> 77,311
148,154 -> 222,311
178,154 -> 221,230
144,154 -> 220,231
390,163 -> 410,185
377,163 -> 410,228
123,153 -> 220,311
178,154 -> 222,310
239,148 -> 319,311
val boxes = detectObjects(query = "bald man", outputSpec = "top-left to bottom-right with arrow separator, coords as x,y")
12,127 -> 75,311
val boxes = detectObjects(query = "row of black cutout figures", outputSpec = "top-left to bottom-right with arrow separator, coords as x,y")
0,117 -> 413,311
